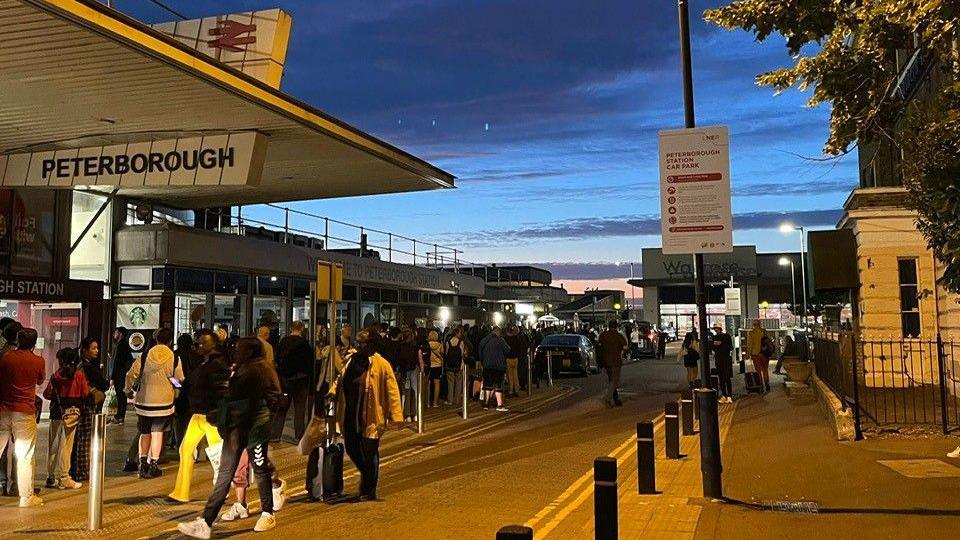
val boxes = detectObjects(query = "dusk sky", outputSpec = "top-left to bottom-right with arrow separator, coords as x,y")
117,0 -> 856,293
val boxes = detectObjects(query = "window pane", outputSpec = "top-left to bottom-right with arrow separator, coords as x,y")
11,190 -> 56,277
253,296 -> 288,340
213,295 -> 246,337
361,287 -> 380,302
901,312 -> 921,338
120,267 -> 151,291
216,272 -> 249,294
900,285 -> 919,311
175,293 -> 208,336
152,267 -> 174,290
256,275 -> 289,296
897,259 -> 918,285
70,191 -> 110,282
176,268 -> 214,292
381,289 -> 399,303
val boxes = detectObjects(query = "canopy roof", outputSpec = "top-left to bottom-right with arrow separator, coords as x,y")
0,0 -> 454,208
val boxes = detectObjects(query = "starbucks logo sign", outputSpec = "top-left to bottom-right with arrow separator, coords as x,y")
129,306 -> 148,327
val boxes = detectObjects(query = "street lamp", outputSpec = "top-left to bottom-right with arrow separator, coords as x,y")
779,223 -> 808,327
778,256 -> 797,325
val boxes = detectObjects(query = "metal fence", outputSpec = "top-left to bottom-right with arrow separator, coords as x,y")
811,330 -> 960,435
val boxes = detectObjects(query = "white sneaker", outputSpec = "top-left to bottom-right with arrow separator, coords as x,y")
18,495 -> 43,508
220,502 -> 249,521
496,407 -> 509,412
272,478 -> 287,511
57,477 -> 82,490
177,517 -> 212,539
947,446 -> 960,459
253,512 -> 276,532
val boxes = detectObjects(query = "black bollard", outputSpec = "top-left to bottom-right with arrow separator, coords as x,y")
695,387 -> 723,499
593,457 -> 618,540
637,421 -> 656,494
496,525 -> 533,540
664,401 -> 681,459
680,390 -> 695,436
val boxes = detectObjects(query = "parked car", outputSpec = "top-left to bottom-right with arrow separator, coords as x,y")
534,334 -> 598,377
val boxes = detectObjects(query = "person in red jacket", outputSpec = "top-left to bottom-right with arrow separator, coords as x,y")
0,328 -> 46,508
43,348 -> 89,490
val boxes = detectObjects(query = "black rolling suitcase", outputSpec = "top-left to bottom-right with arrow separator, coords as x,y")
306,435 -> 344,501
744,371 -> 764,394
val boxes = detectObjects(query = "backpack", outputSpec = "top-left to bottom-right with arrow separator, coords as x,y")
444,338 -> 463,370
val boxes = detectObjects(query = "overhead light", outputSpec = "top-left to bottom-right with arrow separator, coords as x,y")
779,223 -> 795,234
270,276 -> 278,282
493,311 -> 504,325
439,306 -> 451,323
778,257 -> 791,266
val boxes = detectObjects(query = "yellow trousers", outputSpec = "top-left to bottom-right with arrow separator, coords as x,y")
506,357 -> 520,394
168,414 -> 222,502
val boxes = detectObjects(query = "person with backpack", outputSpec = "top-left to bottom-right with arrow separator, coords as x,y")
177,337 -> 283,538
443,326 -> 467,406
272,321 -> 315,442
43,348 -> 89,490
426,330 -> 444,408
124,328 -> 184,479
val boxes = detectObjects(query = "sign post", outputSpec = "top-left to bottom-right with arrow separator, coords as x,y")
316,260 -> 344,436
664,0 -> 730,500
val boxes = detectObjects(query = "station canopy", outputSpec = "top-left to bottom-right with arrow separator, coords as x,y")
0,0 -> 454,208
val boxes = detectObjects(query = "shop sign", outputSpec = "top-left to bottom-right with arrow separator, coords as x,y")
658,126 -> 733,255
724,288 -> 741,315
116,303 -> 161,330
0,278 -> 65,297
0,132 -> 266,188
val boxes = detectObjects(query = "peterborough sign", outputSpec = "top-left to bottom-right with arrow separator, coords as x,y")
0,132 -> 266,188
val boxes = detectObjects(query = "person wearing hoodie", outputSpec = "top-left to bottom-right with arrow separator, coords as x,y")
426,330 -> 444,408
329,328 -> 403,501
43,348 -> 89,490
478,326 -> 511,412
168,331 -> 229,502
124,328 -> 184,479
177,337 -> 283,538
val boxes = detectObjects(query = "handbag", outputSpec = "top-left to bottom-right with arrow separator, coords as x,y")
53,381 -> 81,429
298,414 -> 327,456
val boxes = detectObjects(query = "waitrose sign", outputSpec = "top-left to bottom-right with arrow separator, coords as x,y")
0,132 -> 266,188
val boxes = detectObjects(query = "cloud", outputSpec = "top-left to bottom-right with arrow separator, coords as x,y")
443,209 -> 842,247
734,179 -> 857,197
526,262 -> 636,280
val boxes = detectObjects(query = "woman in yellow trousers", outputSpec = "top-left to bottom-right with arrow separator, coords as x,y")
170,333 -> 230,502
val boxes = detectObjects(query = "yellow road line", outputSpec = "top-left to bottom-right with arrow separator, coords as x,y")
526,413 -> 664,534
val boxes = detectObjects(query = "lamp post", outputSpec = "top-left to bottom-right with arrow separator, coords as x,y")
778,256 -> 796,326
780,224 -> 808,327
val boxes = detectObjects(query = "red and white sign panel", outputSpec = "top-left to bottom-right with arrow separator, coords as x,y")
658,126 -> 733,255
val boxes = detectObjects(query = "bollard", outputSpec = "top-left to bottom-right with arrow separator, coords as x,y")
695,388 -> 723,499
664,402 -> 681,459
637,421 -> 656,494
693,389 -> 700,426
417,368 -> 425,434
680,390 -> 695,436
593,457 -> 618,540
88,414 -> 107,530
462,362 -> 469,420
496,525 -> 534,540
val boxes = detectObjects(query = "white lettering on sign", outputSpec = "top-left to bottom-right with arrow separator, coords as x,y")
658,126 -> 733,255
0,279 -> 65,297
0,132 -> 266,189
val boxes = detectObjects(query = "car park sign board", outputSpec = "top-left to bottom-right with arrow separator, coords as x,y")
658,126 -> 733,255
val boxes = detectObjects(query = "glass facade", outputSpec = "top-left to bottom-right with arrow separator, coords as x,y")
69,190 -> 111,282
0,189 -> 56,277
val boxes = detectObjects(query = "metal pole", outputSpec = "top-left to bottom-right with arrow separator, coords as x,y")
799,227 -> 808,326
546,351 -> 554,387
462,360 -> 469,419
937,333 -> 949,435
87,414 -> 107,530
417,368 -> 424,434
284,207 -> 290,243
389,233 -> 393,262
696,388 -> 723,498
790,261 -> 797,324
527,351 -> 533,397
849,325 -> 864,440
324,217 -> 329,249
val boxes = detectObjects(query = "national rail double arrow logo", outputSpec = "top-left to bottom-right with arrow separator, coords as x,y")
208,20 -> 257,52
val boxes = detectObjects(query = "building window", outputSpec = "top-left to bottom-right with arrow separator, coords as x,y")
898,258 -> 921,338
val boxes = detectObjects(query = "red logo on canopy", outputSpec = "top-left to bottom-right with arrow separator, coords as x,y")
208,20 -> 257,52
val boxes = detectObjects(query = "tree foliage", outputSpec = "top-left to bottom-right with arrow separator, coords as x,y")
706,0 -> 960,292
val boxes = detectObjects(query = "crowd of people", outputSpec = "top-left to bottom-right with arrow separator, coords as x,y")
0,312 -> 555,535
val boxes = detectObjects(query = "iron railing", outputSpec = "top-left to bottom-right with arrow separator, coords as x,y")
811,330 -> 960,435
126,202 -> 529,285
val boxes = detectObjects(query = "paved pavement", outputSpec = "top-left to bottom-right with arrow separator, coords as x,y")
0,350 -> 689,539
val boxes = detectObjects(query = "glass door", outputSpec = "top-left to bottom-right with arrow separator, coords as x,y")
30,302 -> 84,387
